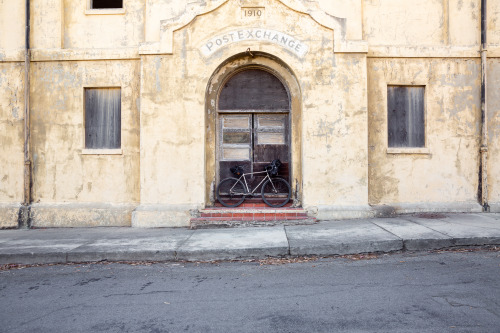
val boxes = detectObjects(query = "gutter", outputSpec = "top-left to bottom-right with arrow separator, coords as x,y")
20,0 -> 32,227
479,0 -> 490,212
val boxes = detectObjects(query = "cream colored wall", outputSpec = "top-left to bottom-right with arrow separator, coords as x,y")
488,0 -> 500,45
145,0 -> 185,43
0,1 -> 25,53
362,0 -> 482,47
62,0 -> 144,49
302,53 -> 368,207
449,0 -> 480,45
318,0 -> 362,40
31,0 -> 64,49
139,52 -> 206,206
487,59 -> 500,207
0,63 -> 24,203
30,60 -> 140,204
0,1 -> 25,227
363,0 -> 446,45
368,58 -> 481,206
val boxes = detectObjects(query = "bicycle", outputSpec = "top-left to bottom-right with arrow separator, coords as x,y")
216,159 -> 291,208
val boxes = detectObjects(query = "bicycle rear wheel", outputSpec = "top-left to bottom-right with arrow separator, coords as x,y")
216,178 -> 246,207
261,177 -> 291,207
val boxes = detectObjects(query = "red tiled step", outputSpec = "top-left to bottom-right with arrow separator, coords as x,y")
190,206 -> 316,229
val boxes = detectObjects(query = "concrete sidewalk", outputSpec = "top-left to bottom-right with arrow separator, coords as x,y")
1,213 -> 500,265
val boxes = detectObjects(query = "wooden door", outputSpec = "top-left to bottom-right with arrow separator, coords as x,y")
217,69 -> 290,184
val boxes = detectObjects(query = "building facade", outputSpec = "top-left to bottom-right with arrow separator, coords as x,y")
0,0 -> 499,228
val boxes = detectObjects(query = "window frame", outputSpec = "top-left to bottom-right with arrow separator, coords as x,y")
86,0 -> 125,15
386,84 -> 429,155
82,86 -> 123,155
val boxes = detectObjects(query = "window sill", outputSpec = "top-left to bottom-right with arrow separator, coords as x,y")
85,8 -> 125,15
81,149 -> 123,155
386,147 -> 430,155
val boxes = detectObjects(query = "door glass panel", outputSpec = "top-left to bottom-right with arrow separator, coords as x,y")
223,132 -> 251,144
223,116 -> 250,129
258,116 -> 285,128
257,132 -> 285,145
222,147 -> 250,160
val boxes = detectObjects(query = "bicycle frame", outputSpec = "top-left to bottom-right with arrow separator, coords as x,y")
231,170 -> 275,196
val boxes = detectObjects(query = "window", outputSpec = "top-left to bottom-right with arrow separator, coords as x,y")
85,88 -> 121,149
387,86 -> 425,148
90,0 -> 123,9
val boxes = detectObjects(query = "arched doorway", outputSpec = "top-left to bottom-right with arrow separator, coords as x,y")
217,68 -> 291,186
205,53 -> 302,206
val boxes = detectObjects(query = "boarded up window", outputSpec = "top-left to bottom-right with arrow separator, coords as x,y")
91,0 -> 123,9
387,86 -> 425,148
85,88 -> 121,149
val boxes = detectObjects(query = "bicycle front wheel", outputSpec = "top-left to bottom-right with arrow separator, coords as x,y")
216,178 -> 246,207
261,177 -> 291,207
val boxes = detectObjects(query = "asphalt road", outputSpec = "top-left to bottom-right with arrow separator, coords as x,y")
0,249 -> 499,333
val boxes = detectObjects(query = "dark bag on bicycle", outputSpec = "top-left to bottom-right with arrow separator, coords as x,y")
265,159 -> 282,176
230,165 -> 244,177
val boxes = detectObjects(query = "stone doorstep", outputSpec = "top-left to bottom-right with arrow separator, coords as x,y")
190,207 -> 315,229
190,218 -> 317,229
199,208 -> 309,218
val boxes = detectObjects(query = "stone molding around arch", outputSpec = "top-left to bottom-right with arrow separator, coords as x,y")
204,52 -> 303,207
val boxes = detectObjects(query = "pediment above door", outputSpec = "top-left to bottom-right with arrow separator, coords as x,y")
139,0 -> 367,55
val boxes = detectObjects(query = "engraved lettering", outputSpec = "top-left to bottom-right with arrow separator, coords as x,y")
200,28 -> 309,58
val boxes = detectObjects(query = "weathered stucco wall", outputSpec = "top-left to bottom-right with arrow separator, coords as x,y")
363,0 -> 481,47
318,0 -> 362,40
363,0 -> 446,45
62,0 -> 144,49
0,1 -> 25,53
0,63 -> 25,228
488,0 -> 500,45
368,58 -> 481,211
487,58 -> 500,211
448,0 -> 480,46
31,0 -> 64,49
29,60 -> 141,226
302,53 -> 368,211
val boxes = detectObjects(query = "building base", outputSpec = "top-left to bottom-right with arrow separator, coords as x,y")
131,204 -> 199,228
30,203 -> 136,228
0,203 -> 21,229
308,205 -> 376,220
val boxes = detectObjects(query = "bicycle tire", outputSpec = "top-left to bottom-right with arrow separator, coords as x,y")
261,177 -> 291,207
216,177 -> 246,208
